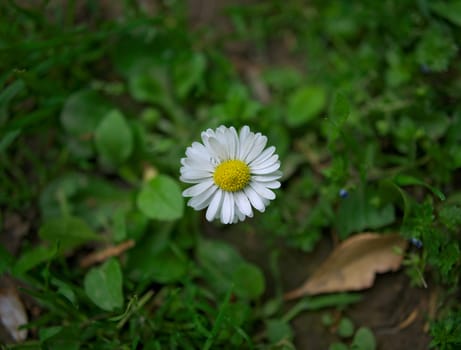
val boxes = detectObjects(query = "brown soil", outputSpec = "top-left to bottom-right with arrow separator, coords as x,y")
203,222 -> 432,349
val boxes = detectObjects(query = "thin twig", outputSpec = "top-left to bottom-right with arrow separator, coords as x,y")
79,240 -> 135,268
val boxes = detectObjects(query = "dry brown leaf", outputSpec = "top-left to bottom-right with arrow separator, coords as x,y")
284,233 -> 408,300
0,286 -> 28,342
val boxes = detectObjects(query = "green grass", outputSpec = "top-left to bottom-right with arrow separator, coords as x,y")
1,1 -> 461,349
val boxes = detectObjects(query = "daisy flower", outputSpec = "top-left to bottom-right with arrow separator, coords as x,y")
180,125 -> 282,224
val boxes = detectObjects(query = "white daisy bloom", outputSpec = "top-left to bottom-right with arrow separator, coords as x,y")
180,125 -> 282,224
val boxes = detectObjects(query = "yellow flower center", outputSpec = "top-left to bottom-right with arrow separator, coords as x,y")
213,159 -> 251,192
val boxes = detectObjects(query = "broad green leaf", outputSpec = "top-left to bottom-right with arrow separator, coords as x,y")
137,175 -> 184,221
337,317 -> 355,338
94,110 -> 133,168
266,319 -> 294,344
431,1 -> 461,27
40,173 -> 132,229
38,216 -> 101,251
13,245 -> 57,275
336,188 -> 395,239
351,327 -> 376,350
128,245 -> 187,284
286,86 -> 326,126
197,239 -> 265,300
173,52 -> 206,98
232,263 -> 265,300
60,89 -> 113,157
128,61 -> 170,105
197,239 -> 244,295
84,258 -> 123,311
39,172 -> 89,219
112,210 -> 127,242
330,343 -> 349,350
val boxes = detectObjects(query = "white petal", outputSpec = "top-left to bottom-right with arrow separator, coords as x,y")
248,146 -> 275,167
251,172 -> 282,182
220,191 -> 234,224
208,137 -> 227,160
180,169 -> 213,180
186,142 -> 212,161
244,186 -> 266,212
261,181 -> 281,189
250,154 -> 279,170
181,157 -> 214,172
188,184 -> 218,210
238,126 -> 256,160
182,179 -> 215,197
236,208 -> 246,222
235,191 -> 253,217
250,181 -> 276,200
244,134 -> 268,163
227,126 -> 239,159
251,161 -> 280,175
206,189 -> 223,221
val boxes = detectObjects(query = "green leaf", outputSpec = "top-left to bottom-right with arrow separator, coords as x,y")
0,244 -> 13,275
286,86 -> 326,126
266,319 -> 294,344
329,92 -> 350,126
351,327 -> 376,350
0,79 -> 25,124
173,52 -> 207,98
94,110 -> 134,168
394,174 -> 445,201
430,310 -> 461,350
197,238 -> 267,300
196,239 -> 244,295
40,326 -> 80,350
283,293 -> 362,322
337,188 -> 395,239
0,129 -> 21,152
329,343 -> 349,350
13,245 -> 58,275
438,204 -> 461,231
84,258 -> 124,311
128,62 -> 170,105
112,210 -> 127,242
431,1 -> 461,27
416,25 -> 458,72
38,216 -> 101,252
137,175 -> 184,221
337,317 -> 355,338
60,89 -> 113,157
232,263 -> 265,300
128,245 -> 187,284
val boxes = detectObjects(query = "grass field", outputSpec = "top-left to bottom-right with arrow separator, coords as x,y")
1,1 -> 461,349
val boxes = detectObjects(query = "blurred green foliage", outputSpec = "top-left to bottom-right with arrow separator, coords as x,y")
1,0 -> 461,348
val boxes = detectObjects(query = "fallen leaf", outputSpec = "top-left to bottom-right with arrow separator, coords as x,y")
284,233 -> 407,300
0,285 -> 28,342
